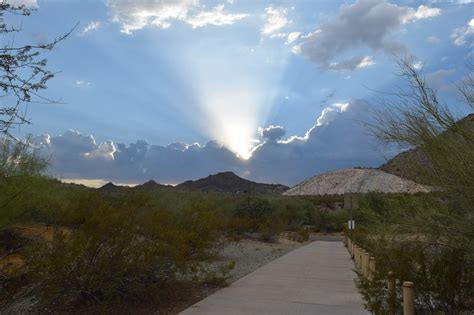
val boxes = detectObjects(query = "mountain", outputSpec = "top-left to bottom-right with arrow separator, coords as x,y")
176,171 -> 289,194
133,180 -> 169,192
284,168 -> 430,196
379,113 -> 474,182
98,182 -> 129,192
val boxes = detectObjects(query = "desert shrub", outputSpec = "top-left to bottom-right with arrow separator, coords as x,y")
319,208 -> 347,232
0,138 -> 50,229
279,199 -> 315,231
24,192 -> 227,310
356,240 -> 474,314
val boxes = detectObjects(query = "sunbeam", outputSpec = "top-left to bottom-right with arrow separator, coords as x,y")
179,42 -> 287,159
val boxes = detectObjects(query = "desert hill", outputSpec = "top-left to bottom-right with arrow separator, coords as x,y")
379,113 -> 474,182
283,168 -> 430,196
176,171 -> 289,194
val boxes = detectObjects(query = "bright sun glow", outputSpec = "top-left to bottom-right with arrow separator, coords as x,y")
178,43 -> 286,159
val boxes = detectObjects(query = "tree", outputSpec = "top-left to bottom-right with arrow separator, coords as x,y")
357,57 -> 474,312
0,2 -> 72,140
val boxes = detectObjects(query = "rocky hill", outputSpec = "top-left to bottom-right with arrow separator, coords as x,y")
284,168 -> 430,196
176,171 -> 289,194
379,113 -> 474,182
133,180 -> 169,192
98,182 -> 129,192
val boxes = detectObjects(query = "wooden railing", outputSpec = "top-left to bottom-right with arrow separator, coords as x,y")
346,237 -> 415,315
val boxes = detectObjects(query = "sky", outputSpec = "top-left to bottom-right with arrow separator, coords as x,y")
5,0 -> 474,186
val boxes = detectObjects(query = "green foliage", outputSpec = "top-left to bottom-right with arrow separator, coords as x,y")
356,57 -> 474,312
25,192 -> 226,309
0,138 -> 51,230
356,240 -> 474,313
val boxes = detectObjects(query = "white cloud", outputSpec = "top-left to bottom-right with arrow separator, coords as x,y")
185,4 -> 248,28
401,5 -> 440,24
261,6 -> 288,37
356,56 -> 376,69
75,80 -> 92,87
413,61 -> 423,70
328,55 -> 376,71
106,0 -> 193,33
316,103 -> 350,126
84,141 -> 116,160
31,100 -> 383,186
291,44 -> 302,55
7,0 -> 37,7
426,36 -> 441,44
296,0 -> 441,71
451,18 -> 474,46
106,0 -> 248,34
286,31 -> 300,44
80,21 -> 101,36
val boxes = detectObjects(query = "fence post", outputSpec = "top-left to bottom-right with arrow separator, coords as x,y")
369,256 -> 376,280
362,250 -> 370,277
387,271 -> 396,315
354,245 -> 359,266
352,244 -> 357,267
403,281 -> 414,315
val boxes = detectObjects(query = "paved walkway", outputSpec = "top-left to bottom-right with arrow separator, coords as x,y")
180,241 -> 369,315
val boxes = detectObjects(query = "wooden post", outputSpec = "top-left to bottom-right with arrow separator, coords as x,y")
403,281 -> 414,315
355,246 -> 361,268
369,256 -> 376,280
388,271 -> 396,315
363,250 -> 370,277
352,244 -> 357,267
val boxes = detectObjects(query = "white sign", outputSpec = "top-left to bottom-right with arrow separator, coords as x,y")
348,220 -> 355,230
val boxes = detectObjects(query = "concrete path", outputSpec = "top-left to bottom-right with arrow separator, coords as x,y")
180,241 -> 369,315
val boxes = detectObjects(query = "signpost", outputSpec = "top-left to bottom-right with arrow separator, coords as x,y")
344,193 -> 358,239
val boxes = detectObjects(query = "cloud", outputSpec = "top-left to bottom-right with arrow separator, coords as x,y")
31,130 -> 117,179
106,0 -> 248,34
7,0 -> 37,7
328,55 -> 376,71
261,6 -> 288,37
185,4 -> 248,28
80,21 -> 101,35
286,31 -> 300,44
259,125 -> 286,142
75,80 -> 92,87
451,18 -> 474,46
294,0 -> 440,71
31,101 -> 384,186
412,61 -> 423,70
316,103 -> 350,126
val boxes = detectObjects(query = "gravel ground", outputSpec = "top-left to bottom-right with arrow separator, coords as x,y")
215,237 -> 304,283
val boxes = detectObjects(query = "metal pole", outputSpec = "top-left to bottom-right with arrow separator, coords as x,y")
349,193 -> 353,240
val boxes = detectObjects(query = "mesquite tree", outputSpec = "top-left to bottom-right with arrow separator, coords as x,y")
0,2 -> 71,139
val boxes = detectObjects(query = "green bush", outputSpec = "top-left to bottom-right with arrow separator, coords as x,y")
24,192 -> 227,310
356,241 -> 474,314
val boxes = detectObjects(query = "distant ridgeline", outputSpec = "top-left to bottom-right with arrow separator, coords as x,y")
98,171 -> 289,194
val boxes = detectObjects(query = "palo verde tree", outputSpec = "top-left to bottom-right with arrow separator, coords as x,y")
357,57 -> 474,313
0,1 -> 72,140
368,57 -> 474,253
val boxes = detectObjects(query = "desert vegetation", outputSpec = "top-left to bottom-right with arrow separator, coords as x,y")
0,140 -> 348,312
352,59 -> 474,314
